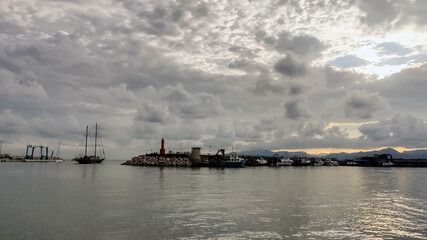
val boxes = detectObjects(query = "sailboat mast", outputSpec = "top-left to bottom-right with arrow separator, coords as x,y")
95,123 -> 97,158
56,140 -> 60,159
85,125 -> 88,157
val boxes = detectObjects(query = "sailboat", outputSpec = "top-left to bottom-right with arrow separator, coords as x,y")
74,123 -> 106,164
55,140 -> 63,162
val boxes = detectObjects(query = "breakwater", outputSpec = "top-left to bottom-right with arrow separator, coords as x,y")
122,154 -> 192,167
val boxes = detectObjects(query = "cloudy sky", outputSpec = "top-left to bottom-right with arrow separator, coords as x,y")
1,0 -> 427,159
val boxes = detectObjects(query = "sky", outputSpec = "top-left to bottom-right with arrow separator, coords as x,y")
1,0 -> 427,159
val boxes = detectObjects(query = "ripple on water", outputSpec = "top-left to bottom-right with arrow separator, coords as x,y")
354,191 -> 427,239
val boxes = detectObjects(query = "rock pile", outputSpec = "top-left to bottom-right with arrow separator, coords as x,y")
122,155 -> 192,167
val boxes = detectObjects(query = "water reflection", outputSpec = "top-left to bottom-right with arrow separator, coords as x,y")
80,163 -> 98,179
0,162 -> 426,239
350,168 -> 427,239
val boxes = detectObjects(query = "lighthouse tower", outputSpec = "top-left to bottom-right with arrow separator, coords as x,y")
160,138 -> 166,155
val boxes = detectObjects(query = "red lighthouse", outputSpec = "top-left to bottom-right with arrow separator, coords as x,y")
160,138 -> 166,155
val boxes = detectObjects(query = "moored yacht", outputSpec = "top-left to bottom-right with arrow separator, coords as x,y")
74,123 -> 106,164
277,157 -> 293,166
254,157 -> 268,166
221,153 -> 245,168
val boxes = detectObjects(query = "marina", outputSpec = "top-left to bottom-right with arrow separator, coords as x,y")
1,0 -> 427,239
2,137 -> 427,168
122,138 -> 427,168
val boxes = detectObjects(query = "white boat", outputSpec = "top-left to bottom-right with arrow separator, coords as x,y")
255,158 -> 268,166
313,159 -> 324,166
294,157 -> 311,166
324,159 -> 339,166
54,140 -> 63,162
277,157 -> 293,166
382,160 -> 394,167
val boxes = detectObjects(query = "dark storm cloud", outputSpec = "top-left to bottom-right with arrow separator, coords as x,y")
358,121 -> 391,141
159,83 -> 226,119
122,1 -> 211,36
276,31 -> 326,58
0,20 -> 24,34
274,55 -> 307,77
326,126 -> 348,137
284,98 -> 310,120
254,30 -> 276,46
357,0 -> 399,26
132,122 -> 159,139
371,64 -> 427,111
344,90 -> 389,119
255,30 -> 325,59
0,108 -> 81,140
4,44 -> 43,61
250,74 -> 284,96
0,57 -> 21,73
228,58 -> 267,73
288,83 -> 304,96
136,103 -> 169,123
359,114 -> 427,147
0,69 -> 49,112
162,123 -> 205,141
234,123 -> 261,141
0,0 -> 427,158
254,118 -> 277,132
395,0 -> 427,26
30,114 -> 82,139
227,45 -> 258,59
0,109 -> 27,135
297,121 -> 326,138
323,66 -> 369,88
276,0 -> 289,6
357,0 -> 427,28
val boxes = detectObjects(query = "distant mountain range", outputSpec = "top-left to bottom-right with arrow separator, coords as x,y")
239,148 -> 427,160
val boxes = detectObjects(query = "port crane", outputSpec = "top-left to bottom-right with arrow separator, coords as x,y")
25,145 -> 50,159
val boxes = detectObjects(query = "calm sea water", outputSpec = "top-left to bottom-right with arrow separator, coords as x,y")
0,161 -> 426,240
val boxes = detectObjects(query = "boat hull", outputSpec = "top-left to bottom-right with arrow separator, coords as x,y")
277,162 -> 292,166
221,161 -> 244,168
75,156 -> 105,164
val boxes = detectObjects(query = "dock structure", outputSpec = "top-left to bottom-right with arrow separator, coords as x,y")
122,139 -> 427,168
349,154 -> 393,167
391,158 -> 427,167
122,154 -> 192,167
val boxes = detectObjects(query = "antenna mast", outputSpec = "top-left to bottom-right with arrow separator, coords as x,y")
95,123 -> 97,158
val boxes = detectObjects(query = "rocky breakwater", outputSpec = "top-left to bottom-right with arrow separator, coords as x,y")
122,155 -> 192,167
